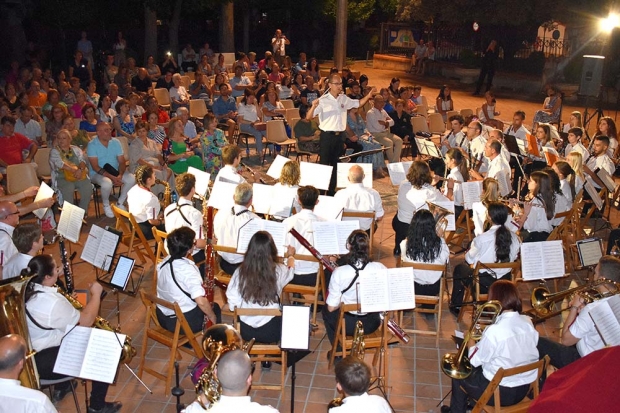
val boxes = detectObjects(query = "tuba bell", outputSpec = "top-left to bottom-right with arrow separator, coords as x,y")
426,201 -> 453,238
0,276 -> 40,389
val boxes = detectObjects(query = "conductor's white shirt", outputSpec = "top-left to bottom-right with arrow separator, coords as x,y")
365,107 -> 394,134
127,185 -> 160,223
164,198 -> 204,255
465,225 -> 520,278
156,257 -> 205,316
0,378 -> 58,413
283,209 -> 322,275
334,183 -> 384,230
214,205 -> 257,264
396,182 -> 448,224
314,93 -> 359,132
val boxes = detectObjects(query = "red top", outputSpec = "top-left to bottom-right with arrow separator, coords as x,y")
0,133 -> 34,165
141,108 -> 170,124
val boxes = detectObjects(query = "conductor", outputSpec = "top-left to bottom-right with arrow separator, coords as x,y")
306,73 -> 374,195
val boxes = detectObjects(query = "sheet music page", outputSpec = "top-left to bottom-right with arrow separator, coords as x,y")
415,138 -> 428,156
424,141 -> 441,158
589,296 -> 620,346
251,183 -> 273,215
188,167 -> 211,198
261,220 -> 287,256
280,305 -> 311,350
266,154 -> 291,179
542,148 -> 559,166
359,269 -> 390,313
577,238 -> 603,267
336,163 -> 373,188
236,219 -> 261,253
432,201 -> 456,231
53,325 -> 89,378
299,162 -> 333,190
81,225 -> 105,267
387,267 -> 416,311
335,221 -> 361,255
32,181 -> 55,219
596,168 -> 616,192
80,328 -> 125,383
584,178 -> 603,210
541,241 -> 565,278
516,139 -> 528,156
521,241 -> 564,280
207,179 -> 237,210
462,181 -> 482,210
314,196 -> 345,221
96,230 -> 120,271
387,162 -> 411,186
269,186 -> 297,217
311,221 -> 339,255
57,201 -> 85,243
527,133 -> 540,157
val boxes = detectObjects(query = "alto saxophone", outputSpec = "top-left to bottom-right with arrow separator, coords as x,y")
328,321 -> 366,410
156,179 -> 171,209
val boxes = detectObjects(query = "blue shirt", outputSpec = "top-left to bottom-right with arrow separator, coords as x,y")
87,137 -> 123,177
212,96 -> 237,117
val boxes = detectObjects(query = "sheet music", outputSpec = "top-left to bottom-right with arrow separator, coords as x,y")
387,268 -> 416,310
32,181 -> 55,219
312,220 -> 359,255
462,181 -> 482,210
81,225 -> 119,271
314,195 -> 345,221
596,168 -> 616,192
266,154 -> 291,179
520,240 -> 565,280
251,184 -> 273,215
584,178 -> 604,210
270,186 -> 297,217
526,133 -> 540,157
54,326 -> 89,377
516,139 -> 528,156
359,267 -> 415,312
188,167 -> 211,198
281,305 -> 311,350
237,218 -> 287,256
236,219 -> 262,254
57,201 -> 85,243
415,138 -> 441,158
589,295 -> 620,346
207,179 -> 237,210
542,146 -> 559,165
336,163 -> 373,188
577,238 -> 603,267
432,201 -> 456,231
299,162 -> 333,190
262,219 -> 287,256
387,162 -> 412,186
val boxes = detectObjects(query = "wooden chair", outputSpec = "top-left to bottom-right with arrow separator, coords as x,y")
445,209 -> 474,253
33,147 -> 52,184
460,108 -> 474,118
212,245 -> 237,306
112,204 -> 157,265
457,261 -> 521,323
262,120 -> 296,164
282,254 -> 327,327
396,260 -> 446,346
470,356 -> 549,413
189,99 -> 208,119
152,227 -> 168,265
233,308 -> 287,396
341,211 -> 376,254
6,163 -> 40,195
154,88 -> 171,111
138,290 -> 204,393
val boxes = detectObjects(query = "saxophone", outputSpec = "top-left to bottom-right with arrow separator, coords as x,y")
155,179 -> 171,209
328,321 -> 366,410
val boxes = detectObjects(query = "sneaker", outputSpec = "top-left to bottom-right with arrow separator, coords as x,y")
261,361 -> 272,370
103,204 -> 114,218
52,380 -> 76,403
115,203 -> 127,212
87,401 -> 123,413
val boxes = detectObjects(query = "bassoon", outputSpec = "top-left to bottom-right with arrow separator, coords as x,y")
288,228 -> 336,272
203,204 -> 216,329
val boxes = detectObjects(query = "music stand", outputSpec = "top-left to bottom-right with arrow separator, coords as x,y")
576,238 -> 603,280
96,254 -> 145,297
502,134 -> 522,156
281,305 -> 311,413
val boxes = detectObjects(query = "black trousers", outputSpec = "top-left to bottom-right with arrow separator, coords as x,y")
449,367 -> 530,413
219,258 -> 240,276
322,306 -> 381,348
606,228 -> 620,254
450,263 -> 511,308
35,346 -> 109,410
138,221 -> 165,241
521,230 -> 550,243
240,315 -> 281,343
392,215 -> 410,253
474,67 -> 495,95
320,130 -> 346,195
156,303 -> 222,335
510,156 -> 524,195
291,272 -> 318,287
537,337 -> 581,370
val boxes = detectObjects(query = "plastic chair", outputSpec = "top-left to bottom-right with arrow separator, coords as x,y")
6,163 -> 40,195
428,112 -> 446,135
281,99 -> 295,109
33,147 -> 52,183
285,107 -> 299,124
460,108 -> 474,118
153,88 -> 171,111
189,99 -> 208,119
180,75 -> 191,89
411,116 -> 430,135
262,120 -> 296,165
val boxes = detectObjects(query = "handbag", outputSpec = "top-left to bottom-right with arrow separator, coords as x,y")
253,122 -> 267,131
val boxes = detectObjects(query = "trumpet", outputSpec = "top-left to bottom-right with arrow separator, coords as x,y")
441,300 -> 502,379
528,278 -> 620,323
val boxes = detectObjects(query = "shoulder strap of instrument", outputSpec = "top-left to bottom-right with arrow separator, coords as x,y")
165,257 -> 193,301
25,307 -> 54,331
341,261 -> 369,295
165,201 -> 192,226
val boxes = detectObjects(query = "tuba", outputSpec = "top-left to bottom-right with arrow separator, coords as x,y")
426,201 -> 453,238
155,179 -> 171,209
328,321 -> 366,410
0,276 -> 40,389
441,300 -> 502,380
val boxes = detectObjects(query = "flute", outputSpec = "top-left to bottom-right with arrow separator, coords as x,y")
289,228 -> 337,272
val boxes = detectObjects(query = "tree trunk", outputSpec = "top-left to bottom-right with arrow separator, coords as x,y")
334,0 -> 347,70
144,5 -> 158,64
168,0 -> 183,57
220,1 -> 234,53
242,6 -> 250,53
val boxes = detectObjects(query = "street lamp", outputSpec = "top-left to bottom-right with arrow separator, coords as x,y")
599,12 -> 620,33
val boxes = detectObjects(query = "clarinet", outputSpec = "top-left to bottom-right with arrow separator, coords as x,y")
58,236 -> 74,294
289,228 -> 336,272
240,162 -> 268,185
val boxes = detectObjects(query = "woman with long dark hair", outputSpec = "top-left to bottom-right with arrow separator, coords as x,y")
543,167 -> 570,227
227,231 -> 295,344
595,116 -> 618,158
400,209 -> 449,302
323,230 -> 383,349
516,171 -> 554,242
24,255 -> 121,413
444,280 -> 539,413
450,202 -> 521,313
553,161 -> 576,203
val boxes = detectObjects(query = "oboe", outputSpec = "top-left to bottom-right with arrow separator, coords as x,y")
289,228 -> 336,272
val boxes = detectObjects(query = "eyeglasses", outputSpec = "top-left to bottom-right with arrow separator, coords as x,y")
330,82 -> 343,85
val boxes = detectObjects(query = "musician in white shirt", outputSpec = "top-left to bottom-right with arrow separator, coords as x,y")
503,111 -> 528,144
471,139 -> 512,197
584,135 -> 614,190
444,281 -> 539,413
563,127 -> 588,160
329,357 -> 391,413
157,227 -> 220,333
0,334 -> 57,413
468,120 -> 488,173
450,203 -> 520,312
515,171 -> 554,242
442,148 -> 468,219
0,201 -> 20,263
393,160 -> 448,256
365,95 -> 402,163
3,223 -> 43,280
553,161 -> 577,203
440,114 -> 467,156
127,164 -> 164,240
544,167 -> 571,227
472,178 -> 519,236
334,165 -> 384,232
214,145 -> 247,184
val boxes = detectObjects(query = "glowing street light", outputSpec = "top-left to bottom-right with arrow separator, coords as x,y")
599,12 -> 620,33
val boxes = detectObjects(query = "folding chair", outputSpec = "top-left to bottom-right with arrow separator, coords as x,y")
262,120 -> 296,165
396,260 -> 446,346
282,254 -> 327,327
40,377 -> 81,413
470,356 -> 549,413
152,227 -> 168,265
112,204 -> 157,265
445,209 -> 474,252
153,88 -> 171,111
33,147 -> 52,184
189,99 -> 208,119
6,163 -> 40,195
138,291 -> 204,393
233,308 -> 287,396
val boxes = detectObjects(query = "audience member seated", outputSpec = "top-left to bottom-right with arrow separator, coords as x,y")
87,122 -> 136,218
141,95 -> 170,125
229,65 -> 252,98
213,53 -> 229,75
163,118 -> 203,174
27,81 -> 47,110
145,111 -> 166,145
170,73 -> 190,112
145,55 -> 161,80
79,103 -> 98,137
0,116 -> 38,167
189,74 -> 212,107
62,114 -> 89,150
161,53 -> 179,75
128,92 -> 145,120
389,99 -> 415,155
436,85 -> 454,122
68,89 -> 88,118
155,70 -> 175,90
236,90 -> 266,160
112,98 -> 136,143
50,129 -> 92,213
262,90 -> 285,122
197,54 -> 212,77
45,104 -> 68,145
346,107 -> 386,177
41,89 -> 64,121
14,106 -> 42,144
97,95 -> 117,124
366,95 -> 402,163
533,85 -> 563,128
210,73 -> 229,101
293,117 -> 321,155
131,68 -> 152,96
129,121 -> 170,187
212,83 -> 238,143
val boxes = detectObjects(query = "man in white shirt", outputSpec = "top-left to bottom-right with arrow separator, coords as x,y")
214,145 -> 247,185
334,165 -> 384,232
176,107 -> 197,139
164,173 -> 206,271
504,111 -> 529,144
584,135 -> 614,190
214,183 -> 257,274
468,120 -> 488,173
537,256 -> 620,368
14,106 -> 42,144
229,65 -> 252,98
471,139 -> 512,197
271,29 -> 290,66
182,350 -> 279,413
283,186 -> 323,286
3,223 -> 43,280
0,334 -> 57,413
0,201 -> 20,264
329,356 -> 391,413
365,95 -> 403,164
441,114 -> 466,156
